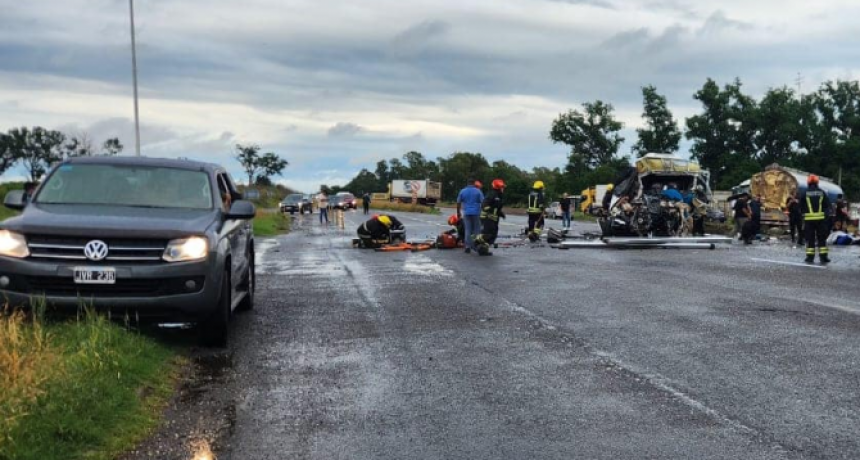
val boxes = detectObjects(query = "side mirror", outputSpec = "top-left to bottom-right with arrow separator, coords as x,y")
226,200 -> 256,220
4,190 -> 26,210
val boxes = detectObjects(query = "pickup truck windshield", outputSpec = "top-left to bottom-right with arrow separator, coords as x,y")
284,194 -> 303,204
37,164 -> 214,209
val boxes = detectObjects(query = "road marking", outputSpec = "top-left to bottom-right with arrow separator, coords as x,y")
750,258 -> 826,269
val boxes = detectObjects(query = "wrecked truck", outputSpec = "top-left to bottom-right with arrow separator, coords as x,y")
599,153 -> 712,237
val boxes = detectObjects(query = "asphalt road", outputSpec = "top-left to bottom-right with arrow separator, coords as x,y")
223,209 -> 860,459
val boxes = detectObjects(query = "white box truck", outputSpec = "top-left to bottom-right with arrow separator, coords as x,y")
390,180 -> 441,205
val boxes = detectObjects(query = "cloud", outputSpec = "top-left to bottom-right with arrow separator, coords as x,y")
1,0 -> 860,188
327,122 -> 364,138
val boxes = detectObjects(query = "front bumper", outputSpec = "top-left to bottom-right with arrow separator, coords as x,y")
0,256 -> 222,321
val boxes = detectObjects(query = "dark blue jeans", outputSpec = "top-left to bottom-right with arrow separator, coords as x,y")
319,207 -> 328,224
562,211 -> 571,228
463,214 -> 481,250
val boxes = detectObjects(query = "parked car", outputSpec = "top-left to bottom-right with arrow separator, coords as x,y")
705,207 -> 726,223
280,193 -> 312,214
0,156 -> 256,347
333,192 -> 356,210
545,202 -> 562,219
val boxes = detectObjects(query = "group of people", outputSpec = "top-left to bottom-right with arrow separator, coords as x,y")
315,190 -> 373,226
454,178 -> 510,255
736,174 -> 834,264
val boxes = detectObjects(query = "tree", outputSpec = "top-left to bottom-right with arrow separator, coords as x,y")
685,78 -> 758,189
752,87 -> 805,166
437,152 -> 490,202
374,160 -> 390,190
5,127 -> 65,181
632,85 -> 681,156
234,144 -> 288,185
388,158 -> 407,179
344,168 -> 380,194
550,100 -> 625,169
102,138 -> 123,156
0,132 -> 16,177
235,144 -> 263,185
258,152 -> 289,182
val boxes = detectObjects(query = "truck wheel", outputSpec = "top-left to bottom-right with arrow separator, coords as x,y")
200,269 -> 231,347
237,252 -> 255,312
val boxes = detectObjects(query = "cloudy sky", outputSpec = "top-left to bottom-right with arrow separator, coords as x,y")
1,0 -> 858,192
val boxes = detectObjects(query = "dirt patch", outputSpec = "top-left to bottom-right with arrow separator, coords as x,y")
120,351 -> 236,460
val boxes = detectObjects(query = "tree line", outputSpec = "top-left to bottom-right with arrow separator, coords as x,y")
340,78 -> 860,203
0,127 -> 124,181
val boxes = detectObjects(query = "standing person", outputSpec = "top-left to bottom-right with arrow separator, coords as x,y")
527,181 -> 546,242
801,175 -> 831,264
560,192 -> 572,230
742,194 -> 762,245
786,191 -> 804,245
456,178 -> 484,253
317,189 -> 329,225
835,193 -> 849,231
475,179 -> 506,256
362,192 -> 371,215
733,194 -> 749,239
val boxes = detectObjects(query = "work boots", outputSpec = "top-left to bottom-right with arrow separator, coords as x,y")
804,255 -> 815,264
819,254 -> 831,265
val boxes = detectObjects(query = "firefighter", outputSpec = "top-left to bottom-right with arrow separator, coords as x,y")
527,180 -> 546,242
356,214 -> 404,249
800,174 -> 831,264
475,179 -> 506,256
435,214 -> 465,249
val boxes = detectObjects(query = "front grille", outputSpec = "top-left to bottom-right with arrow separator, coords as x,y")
21,276 -> 205,298
27,235 -> 168,263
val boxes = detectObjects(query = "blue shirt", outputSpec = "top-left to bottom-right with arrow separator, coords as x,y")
457,185 -> 484,216
662,189 -> 683,202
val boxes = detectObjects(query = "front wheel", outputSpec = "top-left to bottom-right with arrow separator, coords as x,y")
237,251 -> 255,312
200,270 -> 231,347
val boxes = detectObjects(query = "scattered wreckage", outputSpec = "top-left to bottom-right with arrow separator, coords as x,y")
598,153 -> 713,238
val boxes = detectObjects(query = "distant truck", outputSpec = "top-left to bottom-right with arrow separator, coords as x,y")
579,184 -> 610,213
748,164 -> 843,227
390,180 -> 441,205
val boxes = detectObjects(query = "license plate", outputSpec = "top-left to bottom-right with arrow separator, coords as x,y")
73,267 -> 117,284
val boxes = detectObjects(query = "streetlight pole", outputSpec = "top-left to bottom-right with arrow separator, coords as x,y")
129,0 -> 141,156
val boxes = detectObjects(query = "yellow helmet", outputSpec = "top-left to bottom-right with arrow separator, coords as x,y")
606,183 -> 614,191
533,180 -> 545,190
377,215 -> 392,227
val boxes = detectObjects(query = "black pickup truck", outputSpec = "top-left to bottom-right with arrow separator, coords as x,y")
0,156 -> 256,346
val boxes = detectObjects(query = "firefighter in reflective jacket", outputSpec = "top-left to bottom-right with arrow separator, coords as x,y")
357,214 -> 404,248
527,181 -> 546,242
800,174 -> 831,264
475,179 -> 506,255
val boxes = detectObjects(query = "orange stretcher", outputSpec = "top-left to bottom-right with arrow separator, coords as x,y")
374,242 -> 434,252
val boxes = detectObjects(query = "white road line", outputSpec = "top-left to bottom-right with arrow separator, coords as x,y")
750,258 -> 826,269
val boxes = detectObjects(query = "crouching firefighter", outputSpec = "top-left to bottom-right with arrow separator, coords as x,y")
801,174 -> 831,264
437,214 -> 465,249
527,180 -> 546,242
475,179 -> 506,256
356,214 -> 405,249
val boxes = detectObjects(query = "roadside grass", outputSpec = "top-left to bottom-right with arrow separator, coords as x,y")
0,307 -> 178,460
370,201 -> 441,215
0,206 -> 18,221
254,210 -> 291,236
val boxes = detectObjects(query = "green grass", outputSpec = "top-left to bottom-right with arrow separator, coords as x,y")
0,309 -> 178,460
0,207 -> 18,222
253,211 -> 291,236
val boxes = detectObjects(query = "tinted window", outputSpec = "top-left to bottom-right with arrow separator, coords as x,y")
37,164 -> 213,209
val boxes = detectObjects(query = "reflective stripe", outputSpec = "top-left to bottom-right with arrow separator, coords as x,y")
528,193 -> 542,213
819,247 -> 829,254
806,248 -> 815,254
805,195 -> 825,221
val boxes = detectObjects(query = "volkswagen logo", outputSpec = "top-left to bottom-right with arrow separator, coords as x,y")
84,240 -> 109,261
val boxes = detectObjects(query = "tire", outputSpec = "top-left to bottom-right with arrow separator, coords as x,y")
200,269 -> 231,348
237,251 -> 255,312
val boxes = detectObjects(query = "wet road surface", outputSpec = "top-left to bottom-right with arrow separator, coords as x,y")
224,210 -> 860,459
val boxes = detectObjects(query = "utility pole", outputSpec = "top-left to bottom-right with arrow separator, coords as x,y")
129,0 -> 141,156
795,72 -> 804,97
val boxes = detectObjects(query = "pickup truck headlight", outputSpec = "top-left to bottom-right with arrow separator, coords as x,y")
163,237 -> 208,262
0,230 -> 29,258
